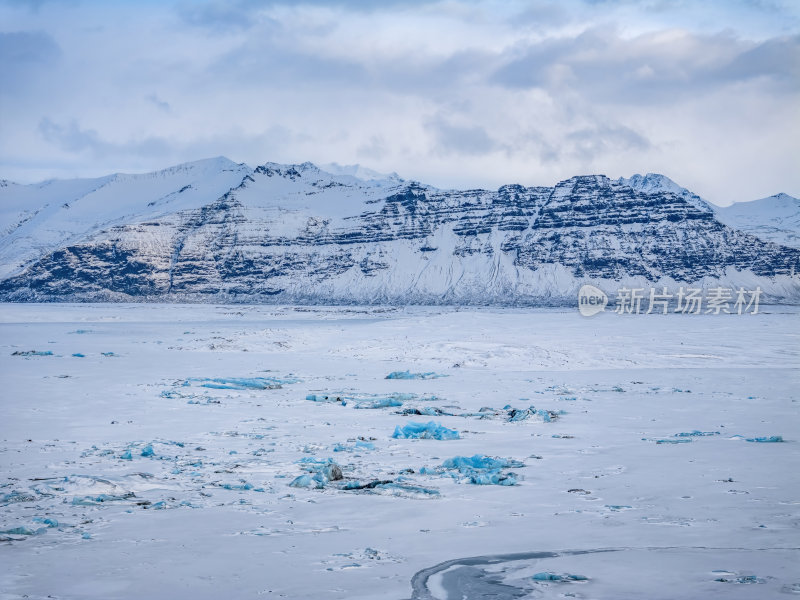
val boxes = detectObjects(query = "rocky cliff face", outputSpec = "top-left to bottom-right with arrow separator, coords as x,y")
1,160 -> 798,304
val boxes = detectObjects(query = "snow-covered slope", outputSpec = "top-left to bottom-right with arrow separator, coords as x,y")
1,160 -> 799,304
715,193 -> 800,248
0,157 -> 251,278
617,173 -> 715,213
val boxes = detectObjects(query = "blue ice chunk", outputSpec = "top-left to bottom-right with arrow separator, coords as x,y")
32,517 -> 59,528
294,458 -> 343,486
72,353 -> 85,358
71,493 -> 133,505
438,454 -> 523,486
305,393 -> 342,403
101,352 -> 116,357
391,421 -> 459,440
140,444 -> 155,457
675,431 -> 721,437
605,505 -> 632,511
354,398 -> 403,409
714,574 -> 764,584
469,472 -> 517,485
333,440 -> 375,452
745,436 -> 784,443
289,474 -> 319,489
120,450 -> 133,460
373,482 -> 439,496
189,376 -> 298,390
654,438 -> 692,444
220,482 -> 254,491
11,350 -> 53,356
441,455 -> 524,471
532,572 -> 588,582
506,406 -> 555,422
0,526 -> 44,536
82,532 -> 91,539
385,370 -> 446,380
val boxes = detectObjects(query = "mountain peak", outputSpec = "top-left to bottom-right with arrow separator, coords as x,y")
619,172 -> 713,213
319,162 -> 401,182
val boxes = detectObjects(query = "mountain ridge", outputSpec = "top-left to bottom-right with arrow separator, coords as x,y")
1,158 -> 799,305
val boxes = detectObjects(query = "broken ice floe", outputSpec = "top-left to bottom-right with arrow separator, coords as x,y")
305,392 -> 433,407
287,458 -> 438,497
392,421 -> 460,440
532,572 -> 589,582
712,571 -> 765,584
333,439 -> 376,452
744,435 -> 784,443
184,376 -> 299,390
11,350 -> 53,356
397,404 -> 562,423
675,431 -> 721,437
322,547 -> 400,571
420,454 -> 524,486
290,457 -> 344,489
385,370 -> 446,380
341,479 -> 439,498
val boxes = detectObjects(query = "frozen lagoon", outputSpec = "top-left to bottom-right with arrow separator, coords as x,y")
0,304 -> 798,599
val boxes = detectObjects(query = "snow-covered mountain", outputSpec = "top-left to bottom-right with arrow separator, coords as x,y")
715,193 -> 800,249
0,157 -> 250,279
1,159 -> 798,304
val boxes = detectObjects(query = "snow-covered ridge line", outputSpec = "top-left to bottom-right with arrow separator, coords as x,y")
1,158 -> 799,305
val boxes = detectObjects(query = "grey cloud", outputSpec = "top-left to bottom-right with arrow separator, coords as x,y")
427,115 -> 497,156
357,135 -> 389,161
0,31 -> 60,94
492,29 -> 800,104
510,2 -> 572,27
177,0 -> 447,32
178,0 -> 273,31
566,123 -> 650,160
38,118 -> 170,158
0,30 -> 60,65
146,94 -> 172,113
718,35 -> 800,85
36,117 -> 302,168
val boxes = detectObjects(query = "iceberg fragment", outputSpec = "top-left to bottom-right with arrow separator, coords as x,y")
353,398 -> 403,409
188,376 -> 298,390
391,421 -> 459,440
532,572 -> 588,582
434,454 -> 524,486
385,370 -> 445,380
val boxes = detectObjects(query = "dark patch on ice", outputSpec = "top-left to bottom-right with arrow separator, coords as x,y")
439,566 -> 528,599
407,549 -> 618,600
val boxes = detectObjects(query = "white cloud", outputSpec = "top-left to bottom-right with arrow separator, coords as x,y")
0,0 -> 797,204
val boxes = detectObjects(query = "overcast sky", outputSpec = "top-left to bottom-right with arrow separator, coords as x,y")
1,0 -> 798,205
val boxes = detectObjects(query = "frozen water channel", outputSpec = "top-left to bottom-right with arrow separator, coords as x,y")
0,304 -> 798,599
